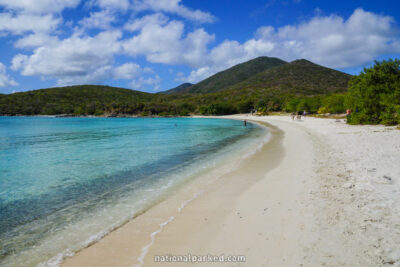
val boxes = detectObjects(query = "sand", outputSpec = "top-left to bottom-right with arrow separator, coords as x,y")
62,115 -> 400,267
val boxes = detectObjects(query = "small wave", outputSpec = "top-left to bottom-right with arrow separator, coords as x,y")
36,218 -> 126,267
135,192 -> 201,267
30,119 -> 269,267
241,126 -> 271,160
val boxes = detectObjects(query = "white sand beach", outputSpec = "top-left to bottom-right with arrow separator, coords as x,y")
62,115 -> 400,267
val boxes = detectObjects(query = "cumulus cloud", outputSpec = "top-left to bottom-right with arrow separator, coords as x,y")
79,10 -> 116,29
4,4 -> 400,91
124,13 -> 169,32
113,62 -> 159,91
0,0 -> 80,14
113,62 -> 153,80
14,33 -> 59,48
181,8 -> 400,83
122,17 -> 214,67
0,13 -> 61,35
113,63 -> 141,79
133,0 -> 215,23
123,20 -> 184,63
251,8 -> 400,68
11,31 -> 122,85
92,0 -> 130,10
0,62 -> 18,88
130,75 -> 161,91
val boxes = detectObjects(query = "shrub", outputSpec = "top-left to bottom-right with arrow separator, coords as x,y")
346,59 -> 400,125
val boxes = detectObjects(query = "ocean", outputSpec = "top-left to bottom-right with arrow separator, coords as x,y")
0,117 -> 266,266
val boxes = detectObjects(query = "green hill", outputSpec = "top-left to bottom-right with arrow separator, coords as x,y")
0,85 -> 153,115
153,59 -> 351,115
0,57 -> 352,116
169,56 -> 287,94
227,59 -> 351,95
163,83 -> 193,94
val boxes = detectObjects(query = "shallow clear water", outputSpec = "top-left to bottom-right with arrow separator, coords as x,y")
0,117 -> 264,266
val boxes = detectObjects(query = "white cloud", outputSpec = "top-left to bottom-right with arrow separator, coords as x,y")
0,13 -> 60,35
254,8 -> 400,68
181,8 -> 400,83
10,54 -> 28,71
3,5 -> 400,91
130,74 -> 161,91
181,39 -> 274,83
79,10 -> 116,29
123,20 -> 184,63
124,13 -> 169,32
0,0 -> 80,14
11,31 -> 122,85
183,67 -> 212,83
133,0 -> 215,23
94,0 -> 130,10
14,33 -> 59,48
113,62 -> 152,79
123,18 -> 214,67
0,62 -> 18,87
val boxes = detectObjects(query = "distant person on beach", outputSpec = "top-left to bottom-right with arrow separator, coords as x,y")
296,112 -> 301,120
346,109 -> 352,122
244,120 -> 247,126
303,110 -> 307,119
291,112 -> 295,120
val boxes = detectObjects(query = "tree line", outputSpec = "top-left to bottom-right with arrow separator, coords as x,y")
0,59 -> 398,125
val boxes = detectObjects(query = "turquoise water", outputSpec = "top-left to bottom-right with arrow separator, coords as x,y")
0,117 -> 264,266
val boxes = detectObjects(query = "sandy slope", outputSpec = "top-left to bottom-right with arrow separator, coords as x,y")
62,115 -> 400,267
237,115 -> 400,266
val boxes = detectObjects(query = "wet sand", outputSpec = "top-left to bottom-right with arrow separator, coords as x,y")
63,115 -> 400,266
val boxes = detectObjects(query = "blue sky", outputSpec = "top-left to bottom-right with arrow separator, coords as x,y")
0,0 -> 399,93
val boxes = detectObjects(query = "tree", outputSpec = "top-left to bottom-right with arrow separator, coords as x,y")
284,98 -> 300,112
237,100 -> 254,113
320,94 -> 345,114
346,59 -> 400,125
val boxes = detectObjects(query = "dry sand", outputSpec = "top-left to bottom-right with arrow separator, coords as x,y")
62,115 -> 400,267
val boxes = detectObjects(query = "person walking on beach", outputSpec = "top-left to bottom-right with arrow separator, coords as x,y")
291,112 -> 295,120
303,110 -> 307,119
346,109 -> 352,122
296,111 -> 301,120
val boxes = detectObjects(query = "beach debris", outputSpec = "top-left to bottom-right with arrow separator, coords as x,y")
368,168 -> 377,172
343,182 -> 355,189
383,175 -> 392,181
373,175 -> 394,185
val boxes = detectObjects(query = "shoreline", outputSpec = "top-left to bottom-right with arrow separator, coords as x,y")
61,119 -> 278,267
1,117 -> 263,267
62,115 -> 400,266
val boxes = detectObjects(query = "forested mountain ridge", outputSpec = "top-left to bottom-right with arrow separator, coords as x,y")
0,57 -> 352,116
0,85 -> 153,115
225,59 -> 351,95
163,83 -> 193,94
165,56 -> 287,94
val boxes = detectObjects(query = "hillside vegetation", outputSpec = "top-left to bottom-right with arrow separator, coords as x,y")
163,82 -> 193,94
346,59 -> 400,125
0,85 -> 153,116
168,56 -> 287,94
227,59 -> 351,95
0,56 -> 353,117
